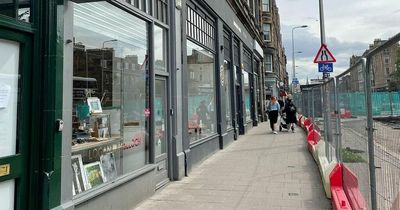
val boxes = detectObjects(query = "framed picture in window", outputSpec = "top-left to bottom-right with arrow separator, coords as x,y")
71,154 -> 88,195
84,161 -> 105,189
100,152 -> 117,182
87,97 -> 102,114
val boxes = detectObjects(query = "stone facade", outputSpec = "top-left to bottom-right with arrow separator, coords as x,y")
261,0 -> 287,98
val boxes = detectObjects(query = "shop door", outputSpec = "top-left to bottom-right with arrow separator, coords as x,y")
0,29 -> 32,210
235,67 -> 244,135
154,78 -> 169,188
235,83 -> 244,135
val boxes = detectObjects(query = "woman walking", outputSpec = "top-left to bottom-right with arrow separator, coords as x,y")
267,96 -> 280,134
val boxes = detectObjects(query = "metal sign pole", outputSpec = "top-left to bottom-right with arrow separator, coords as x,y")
318,0 -> 326,45
318,0 -> 332,161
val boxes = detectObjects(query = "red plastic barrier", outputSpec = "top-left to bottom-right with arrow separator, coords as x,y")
330,164 -> 352,210
340,110 -> 352,119
304,118 -> 311,127
306,129 -> 320,153
307,129 -> 321,145
307,142 -> 316,153
307,123 -> 314,133
343,166 -> 369,210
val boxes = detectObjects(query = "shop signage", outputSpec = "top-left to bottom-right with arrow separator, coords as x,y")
75,137 -> 143,163
233,21 -> 242,33
254,41 -> 263,58
73,141 -> 121,163
0,164 -> 10,177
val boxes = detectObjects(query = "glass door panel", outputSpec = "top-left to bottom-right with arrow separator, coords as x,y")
0,39 -> 20,210
0,39 -> 20,158
155,79 -> 167,157
154,78 -> 169,188
0,29 -> 32,210
0,36 -> 24,210
0,180 -> 15,210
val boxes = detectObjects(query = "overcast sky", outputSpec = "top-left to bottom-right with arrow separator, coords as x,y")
276,0 -> 400,84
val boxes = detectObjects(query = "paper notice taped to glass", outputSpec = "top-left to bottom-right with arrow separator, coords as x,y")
0,83 -> 11,109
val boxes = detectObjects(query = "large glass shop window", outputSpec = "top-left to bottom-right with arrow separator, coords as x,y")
243,71 -> 251,120
223,60 -> 232,128
187,40 -> 216,142
71,2 -> 149,196
154,25 -> 167,72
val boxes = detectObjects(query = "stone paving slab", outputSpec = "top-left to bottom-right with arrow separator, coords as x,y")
133,122 -> 332,210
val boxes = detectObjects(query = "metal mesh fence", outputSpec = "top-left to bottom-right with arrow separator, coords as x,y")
326,78 -> 339,163
367,37 -> 400,210
294,86 -> 323,121
336,62 -> 371,207
294,34 -> 400,209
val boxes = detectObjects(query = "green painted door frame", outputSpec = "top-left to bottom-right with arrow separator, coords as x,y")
0,0 -> 63,209
0,27 -> 32,210
33,0 -> 64,209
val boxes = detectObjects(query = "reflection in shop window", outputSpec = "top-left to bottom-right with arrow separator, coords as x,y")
0,0 -> 31,22
18,0 -> 31,22
71,1 -> 149,196
223,60 -> 232,128
243,71 -> 251,121
154,25 -> 167,72
187,40 -> 216,142
155,80 -> 167,156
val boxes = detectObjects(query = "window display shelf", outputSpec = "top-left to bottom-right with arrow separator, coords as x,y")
72,136 -> 122,153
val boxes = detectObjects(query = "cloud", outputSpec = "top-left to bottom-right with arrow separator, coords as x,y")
276,0 -> 400,84
282,26 -> 367,83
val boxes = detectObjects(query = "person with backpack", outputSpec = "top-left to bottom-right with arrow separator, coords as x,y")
284,94 -> 297,132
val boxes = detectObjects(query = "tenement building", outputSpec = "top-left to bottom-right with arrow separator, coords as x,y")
349,39 -> 400,91
0,0 -> 265,209
261,0 -> 288,100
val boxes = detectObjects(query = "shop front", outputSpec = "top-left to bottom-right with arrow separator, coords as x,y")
0,0 -> 64,209
60,0 -> 176,209
182,0 -> 262,171
0,0 -> 263,209
242,48 -> 254,133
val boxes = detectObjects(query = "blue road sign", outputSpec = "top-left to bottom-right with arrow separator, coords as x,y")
318,63 -> 333,72
292,78 -> 299,85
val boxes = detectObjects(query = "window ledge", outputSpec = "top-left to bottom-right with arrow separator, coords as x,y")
71,164 -> 156,206
189,134 -> 219,148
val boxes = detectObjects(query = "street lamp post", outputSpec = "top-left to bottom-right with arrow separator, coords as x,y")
291,25 -> 308,92
101,39 -> 117,103
102,39 -> 118,49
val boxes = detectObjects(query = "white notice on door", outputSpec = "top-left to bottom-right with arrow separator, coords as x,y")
0,83 -> 11,109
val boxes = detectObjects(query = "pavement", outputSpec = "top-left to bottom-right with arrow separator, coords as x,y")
133,122 -> 332,210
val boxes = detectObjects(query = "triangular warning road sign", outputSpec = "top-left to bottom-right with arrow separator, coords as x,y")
313,44 -> 336,63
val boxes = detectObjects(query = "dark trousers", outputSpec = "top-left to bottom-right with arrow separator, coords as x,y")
269,110 -> 278,130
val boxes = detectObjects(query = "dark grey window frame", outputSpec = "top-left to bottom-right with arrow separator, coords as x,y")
186,0 -> 215,53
